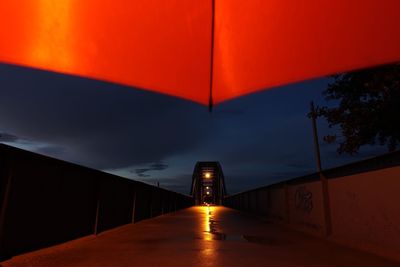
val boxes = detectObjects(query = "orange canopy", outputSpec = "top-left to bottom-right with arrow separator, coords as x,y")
1,0 -> 399,105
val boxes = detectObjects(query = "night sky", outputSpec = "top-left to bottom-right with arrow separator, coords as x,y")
0,63 -> 387,194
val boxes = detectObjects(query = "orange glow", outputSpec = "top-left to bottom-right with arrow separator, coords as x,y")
212,0 -> 400,103
0,0 -> 212,104
1,0 -> 400,105
202,205 -> 213,241
31,0 -> 75,70
204,172 -> 211,179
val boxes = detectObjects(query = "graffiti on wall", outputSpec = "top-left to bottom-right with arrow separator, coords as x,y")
295,186 -> 313,213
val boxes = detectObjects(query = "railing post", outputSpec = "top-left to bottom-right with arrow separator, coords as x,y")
131,187 -> 136,223
93,179 -> 101,236
161,191 -> 164,215
0,155 -> 13,259
174,194 -> 177,212
284,183 -> 291,224
149,188 -> 153,218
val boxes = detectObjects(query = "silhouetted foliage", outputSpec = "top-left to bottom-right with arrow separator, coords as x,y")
316,64 -> 400,154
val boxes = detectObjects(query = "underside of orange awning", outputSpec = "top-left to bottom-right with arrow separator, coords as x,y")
1,0 -> 400,106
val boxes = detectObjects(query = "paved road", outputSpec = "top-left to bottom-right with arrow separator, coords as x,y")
2,206 -> 398,267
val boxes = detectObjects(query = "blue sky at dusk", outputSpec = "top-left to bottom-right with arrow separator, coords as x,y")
0,63 -> 387,194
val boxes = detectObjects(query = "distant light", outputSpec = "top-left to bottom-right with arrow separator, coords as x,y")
206,186 -> 209,189
206,192 -> 210,195
204,172 -> 211,179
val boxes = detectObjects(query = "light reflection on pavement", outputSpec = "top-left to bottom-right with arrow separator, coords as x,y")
2,206 -> 399,267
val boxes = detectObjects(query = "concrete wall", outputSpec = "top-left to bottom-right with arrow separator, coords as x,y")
224,151 -> 400,262
287,180 -> 326,236
0,144 -> 193,260
329,166 -> 400,260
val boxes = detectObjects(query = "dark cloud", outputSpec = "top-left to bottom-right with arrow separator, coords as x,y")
132,162 -> 169,177
149,162 -> 169,171
0,132 -> 19,142
133,169 -> 151,177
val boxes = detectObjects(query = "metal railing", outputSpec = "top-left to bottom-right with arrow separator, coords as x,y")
0,144 -> 193,260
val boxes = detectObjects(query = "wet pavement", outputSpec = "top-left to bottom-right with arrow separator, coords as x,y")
2,206 -> 399,267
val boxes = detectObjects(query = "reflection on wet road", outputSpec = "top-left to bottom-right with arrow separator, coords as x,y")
2,206 -> 399,267
202,205 -> 225,241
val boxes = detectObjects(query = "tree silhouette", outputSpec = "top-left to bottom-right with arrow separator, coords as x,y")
316,63 -> 400,154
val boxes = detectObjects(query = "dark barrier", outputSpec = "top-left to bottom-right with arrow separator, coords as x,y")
95,175 -> 135,234
149,187 -> 162,218
133,184 -> 152,223
0,144 -> 193,260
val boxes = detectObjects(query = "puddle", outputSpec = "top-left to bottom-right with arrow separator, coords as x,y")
201,231 -> 281,244
201,206 -> 280,245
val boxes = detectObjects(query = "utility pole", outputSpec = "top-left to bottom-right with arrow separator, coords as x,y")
310,101 -> 322,172
309,101 -> 332,236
